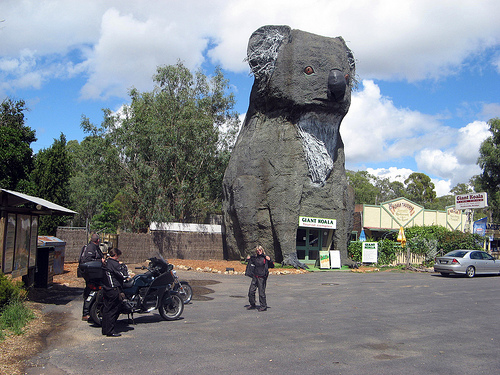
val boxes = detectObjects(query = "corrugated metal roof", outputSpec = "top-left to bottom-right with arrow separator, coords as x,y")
38,236 -> 66,246
0,189 -> 77,216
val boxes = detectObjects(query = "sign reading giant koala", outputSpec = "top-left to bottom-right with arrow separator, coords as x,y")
222,25 -> 355,267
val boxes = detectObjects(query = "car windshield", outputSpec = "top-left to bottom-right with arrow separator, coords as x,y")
444,250 -> 469,258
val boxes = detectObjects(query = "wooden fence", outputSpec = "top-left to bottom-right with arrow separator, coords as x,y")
390,251 -> 427,266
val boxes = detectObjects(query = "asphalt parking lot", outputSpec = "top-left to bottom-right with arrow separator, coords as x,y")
26,270 -> 500,374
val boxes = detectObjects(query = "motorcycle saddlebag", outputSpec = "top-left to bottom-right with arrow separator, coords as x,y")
79,260 -> 104,280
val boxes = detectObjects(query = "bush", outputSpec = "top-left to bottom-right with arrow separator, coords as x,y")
0,273 -> 24,311
377,239 -> 398,265
348,239 -> 399,265
405,225 -> 483,256
0,273 -> 34,341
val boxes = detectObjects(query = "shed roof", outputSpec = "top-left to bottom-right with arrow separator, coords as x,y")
0,189 -> 77,216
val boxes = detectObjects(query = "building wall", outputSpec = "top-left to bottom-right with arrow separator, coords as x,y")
358,198 -> 467,232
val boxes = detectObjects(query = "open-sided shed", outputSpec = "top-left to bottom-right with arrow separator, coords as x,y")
0,189 -> 76,280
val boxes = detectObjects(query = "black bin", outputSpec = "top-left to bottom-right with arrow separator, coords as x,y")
35,247 -> 55,288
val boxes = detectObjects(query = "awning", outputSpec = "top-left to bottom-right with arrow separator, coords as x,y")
0,189 -> 77,216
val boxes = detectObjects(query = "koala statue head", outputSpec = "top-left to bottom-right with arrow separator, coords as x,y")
247,25 -> 356,115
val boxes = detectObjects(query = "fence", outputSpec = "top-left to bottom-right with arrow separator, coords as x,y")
391,251 -> 427,266
56,227 -> 223,264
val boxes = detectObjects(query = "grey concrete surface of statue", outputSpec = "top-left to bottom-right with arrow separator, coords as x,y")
222,25 -> 356,267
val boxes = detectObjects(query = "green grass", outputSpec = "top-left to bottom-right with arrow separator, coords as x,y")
0,300 -> 35,340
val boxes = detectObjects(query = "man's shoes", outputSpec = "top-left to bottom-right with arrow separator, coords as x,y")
82,315 -> 90,321
258,307 -> 267,312
246,305 -> 256,310
106,333 -> 122,337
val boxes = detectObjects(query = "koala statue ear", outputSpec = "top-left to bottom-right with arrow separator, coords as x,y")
246,25 -> 291,81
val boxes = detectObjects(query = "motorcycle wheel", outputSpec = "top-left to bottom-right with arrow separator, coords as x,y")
178,281 -> 193,304
90,300 -> 103,327
159,293 -> 184,321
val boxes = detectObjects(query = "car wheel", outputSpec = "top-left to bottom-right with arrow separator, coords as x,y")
466,266 -> 475,278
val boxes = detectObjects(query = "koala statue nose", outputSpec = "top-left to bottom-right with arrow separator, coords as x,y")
328,69 -> 347,102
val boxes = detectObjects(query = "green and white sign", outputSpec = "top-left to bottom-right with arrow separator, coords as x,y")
299,216 -> 336,229
362,242 -> 378,263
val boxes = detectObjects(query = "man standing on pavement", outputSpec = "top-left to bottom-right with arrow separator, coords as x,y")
246,245 -> 274,311
80,233 -> 104,321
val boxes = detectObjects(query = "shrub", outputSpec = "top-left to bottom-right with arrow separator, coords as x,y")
348,239 -> 398,265
0,273 -> 24,311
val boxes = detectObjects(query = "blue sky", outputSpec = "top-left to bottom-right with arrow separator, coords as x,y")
1,0 -> 499,197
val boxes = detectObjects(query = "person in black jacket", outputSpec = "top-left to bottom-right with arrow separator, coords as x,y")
101,248 -> 129,337
80,233 -> 104,321
246,245 -> 274,311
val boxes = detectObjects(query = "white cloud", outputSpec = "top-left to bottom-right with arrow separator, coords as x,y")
366,167 -> 413,183
342,80 -> 449,164
343,82 -> 491,195
1,0 -> 499,99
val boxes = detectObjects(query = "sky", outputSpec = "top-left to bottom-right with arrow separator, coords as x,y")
1,0 -> 499,197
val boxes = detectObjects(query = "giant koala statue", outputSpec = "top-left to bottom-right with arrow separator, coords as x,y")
222,25 -> 356,267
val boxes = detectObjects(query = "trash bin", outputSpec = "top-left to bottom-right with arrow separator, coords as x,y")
35,247 -> 55,288
37,236 -> 66,275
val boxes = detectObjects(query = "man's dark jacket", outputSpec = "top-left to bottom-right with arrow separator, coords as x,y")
248,254 -> 274,278
80,242 -> 103,264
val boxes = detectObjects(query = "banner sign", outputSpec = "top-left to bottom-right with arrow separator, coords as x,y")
455,192 -> 488,210
299,216 -> 336,229
473,217 -> 487,237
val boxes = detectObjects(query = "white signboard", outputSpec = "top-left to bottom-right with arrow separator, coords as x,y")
455,192 -> 488,210
362,242 -> 378,263
298,216 -> 336,229
330,250 -> 341,269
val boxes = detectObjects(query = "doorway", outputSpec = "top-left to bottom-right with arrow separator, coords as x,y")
296,228 -> 321,263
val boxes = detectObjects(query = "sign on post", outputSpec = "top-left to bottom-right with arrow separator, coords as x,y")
455,192 -> 488,210
362,242 -> 378,263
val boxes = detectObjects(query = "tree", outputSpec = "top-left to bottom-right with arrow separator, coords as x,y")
81,62 -> 240,231
404,172 -> 436,206
31,134 -> 72,235
477,118 -> 500,221
0,98 -> 36,191
375,177 -> 406,204
346,170 -> 379,204
67,122 -> 122,228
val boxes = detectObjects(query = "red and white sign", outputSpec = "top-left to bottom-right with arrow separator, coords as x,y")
455,192 -> 488,210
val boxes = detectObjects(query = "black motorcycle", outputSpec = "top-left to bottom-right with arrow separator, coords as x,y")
89,256 -> 184,326
171,269 -> 193,304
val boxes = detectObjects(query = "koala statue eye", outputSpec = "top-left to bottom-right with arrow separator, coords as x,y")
304,66 -> 314,75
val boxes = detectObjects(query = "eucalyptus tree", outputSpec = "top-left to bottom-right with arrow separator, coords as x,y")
89,62 -> 240,231
0,98 -> 36,191
31,134 -> 72,234
477,117 -> 500,221
404,172 -> 436,206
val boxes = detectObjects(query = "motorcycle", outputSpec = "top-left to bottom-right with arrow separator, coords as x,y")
89,256 -> 184,326
172,269 -> 193,304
